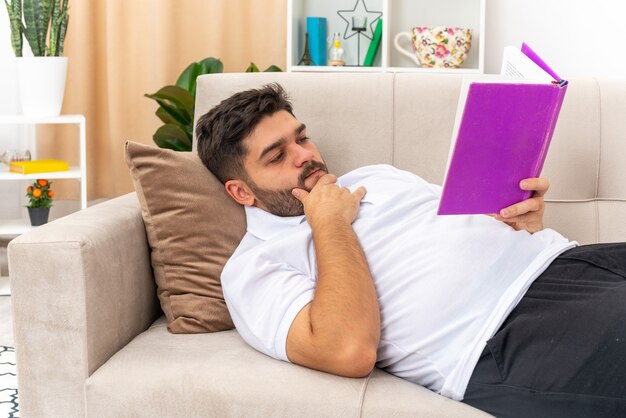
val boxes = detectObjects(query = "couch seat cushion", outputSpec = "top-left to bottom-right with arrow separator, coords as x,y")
85,318 -> 491,417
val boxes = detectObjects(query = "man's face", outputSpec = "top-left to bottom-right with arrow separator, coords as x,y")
237,110 -> 328,216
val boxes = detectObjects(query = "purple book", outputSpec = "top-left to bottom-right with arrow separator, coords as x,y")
437,43 -> 568,215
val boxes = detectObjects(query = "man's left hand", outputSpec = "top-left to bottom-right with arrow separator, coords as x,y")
493,178 -> 548,233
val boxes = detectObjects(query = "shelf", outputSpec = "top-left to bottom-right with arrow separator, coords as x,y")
385,67 -> 482,74
290,65 -> 383,72
0,218 -> 34,236
290,65 -> 483,74
0,114 -> 85,125
0,114 -> 87,231
287,0 -> 485,73
0,166 -> 82,180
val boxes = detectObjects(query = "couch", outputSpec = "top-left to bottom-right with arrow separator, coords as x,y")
8,72 -> 626,417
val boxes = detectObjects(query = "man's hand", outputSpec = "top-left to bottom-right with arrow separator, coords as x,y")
493,178 -> 548,233
292,174 -> 367,228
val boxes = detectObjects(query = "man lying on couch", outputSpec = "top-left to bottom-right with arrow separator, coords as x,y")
195,83 -> 626,418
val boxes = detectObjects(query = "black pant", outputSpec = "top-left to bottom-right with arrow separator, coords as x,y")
462,243 -> 626,418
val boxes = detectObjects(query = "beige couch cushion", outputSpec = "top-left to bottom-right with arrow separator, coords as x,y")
85,317 -> 491,417
125,141 -> 246,333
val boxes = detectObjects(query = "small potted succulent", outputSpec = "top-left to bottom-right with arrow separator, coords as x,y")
26,179 -> 54,226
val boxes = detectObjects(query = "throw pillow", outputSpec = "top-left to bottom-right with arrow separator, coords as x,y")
124,141 -> 246,333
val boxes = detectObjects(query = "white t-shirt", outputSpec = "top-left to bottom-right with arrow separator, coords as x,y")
221,164 -> 576,400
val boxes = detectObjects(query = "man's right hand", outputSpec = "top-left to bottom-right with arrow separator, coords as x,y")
292,173 -> 367,228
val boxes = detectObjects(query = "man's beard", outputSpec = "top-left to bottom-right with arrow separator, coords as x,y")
247,161 -> 328,217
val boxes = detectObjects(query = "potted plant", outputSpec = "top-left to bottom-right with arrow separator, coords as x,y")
145,57 -> 281,151
26,179 -> 54,226
4,0 -> 70,116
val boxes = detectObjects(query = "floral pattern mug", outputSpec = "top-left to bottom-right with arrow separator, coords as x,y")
394,27 -> 472,68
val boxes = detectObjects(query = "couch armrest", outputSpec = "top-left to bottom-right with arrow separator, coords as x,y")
8,193 -> 161,417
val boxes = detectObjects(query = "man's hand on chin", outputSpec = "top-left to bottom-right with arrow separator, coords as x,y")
292,173 -> 367,228
493,177 -> 548,233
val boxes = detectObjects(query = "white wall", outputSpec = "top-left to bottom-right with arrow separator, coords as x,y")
0,6 -> 22,220
485,0 -> 626,78
0,6 -> 19,113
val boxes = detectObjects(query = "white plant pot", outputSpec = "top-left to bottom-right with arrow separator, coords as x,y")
16,57 -> 68,117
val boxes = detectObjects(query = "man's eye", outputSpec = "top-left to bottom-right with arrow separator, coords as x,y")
270,152 -> 283,163
296,136 -> 309,144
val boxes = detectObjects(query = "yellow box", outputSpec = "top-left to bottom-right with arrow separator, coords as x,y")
9,159 -> 69,174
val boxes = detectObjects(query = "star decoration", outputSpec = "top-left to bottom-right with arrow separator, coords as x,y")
337,0 -> 382,41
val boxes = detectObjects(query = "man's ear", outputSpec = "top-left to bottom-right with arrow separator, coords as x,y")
225,179 -> 256,206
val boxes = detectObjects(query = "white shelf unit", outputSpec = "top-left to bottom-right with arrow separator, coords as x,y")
287,0 -> 485,73
0,114 -> 87,237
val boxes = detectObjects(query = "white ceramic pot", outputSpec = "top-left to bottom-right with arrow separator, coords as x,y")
16,57 -> 68,117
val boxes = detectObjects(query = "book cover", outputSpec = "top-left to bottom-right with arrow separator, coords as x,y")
307,17 -> 327,66
437,43 -> 567,215
9,159 -> 69,174
363,19 -> 382,67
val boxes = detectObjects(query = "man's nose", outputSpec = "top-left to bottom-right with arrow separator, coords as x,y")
293,144 -> 314,167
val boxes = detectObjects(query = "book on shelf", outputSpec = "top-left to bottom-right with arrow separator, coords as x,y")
363,19 -> 382,66
437,43 -> 568,215
9,159 -> 69,174
307,17 -> 327,66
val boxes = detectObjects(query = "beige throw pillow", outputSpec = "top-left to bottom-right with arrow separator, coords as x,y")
124,141 -> 246,333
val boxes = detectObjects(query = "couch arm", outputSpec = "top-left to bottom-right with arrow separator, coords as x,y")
8,193 -> 161,418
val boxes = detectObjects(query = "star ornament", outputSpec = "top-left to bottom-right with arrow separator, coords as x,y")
337,0 -> 382,41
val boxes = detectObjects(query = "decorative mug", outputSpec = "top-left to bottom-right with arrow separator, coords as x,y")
394,27 -> 472,68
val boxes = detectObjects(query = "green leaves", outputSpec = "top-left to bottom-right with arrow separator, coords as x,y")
264,65 -> 283,72
57,7 -> 68,55
199,57 -> 224,74
49,0 -> 68,56
144,85 -> 194,151
155,107 -> 177,125
145,85 -> 194,124
146,57 -> 282,152
22,0 -> 43,56
245,63 -> 283,72
4,0 -> 23,57
176,63 -> 202,95
175,57 -> 224,97
7,0 -> 69,57
245,62 -> 260,72
153,124 -> 192,151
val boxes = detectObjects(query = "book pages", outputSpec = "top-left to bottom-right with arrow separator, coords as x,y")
500,46 -> 554,82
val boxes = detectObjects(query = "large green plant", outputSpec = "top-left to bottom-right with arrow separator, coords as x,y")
4,0 -> 70,57
145,58 -> 281,151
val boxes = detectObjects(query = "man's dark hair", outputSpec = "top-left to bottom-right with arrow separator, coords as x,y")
195,83 -> 294,183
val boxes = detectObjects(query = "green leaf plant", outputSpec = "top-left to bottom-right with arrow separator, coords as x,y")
145,57 -> 282,151
4,0 -> 70,57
